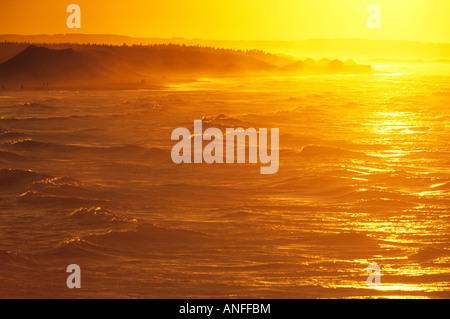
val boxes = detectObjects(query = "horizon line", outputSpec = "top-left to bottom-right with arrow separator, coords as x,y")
1,33 -> 450,46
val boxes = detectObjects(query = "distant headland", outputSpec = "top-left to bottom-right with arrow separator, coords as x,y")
0,42 -> 372,90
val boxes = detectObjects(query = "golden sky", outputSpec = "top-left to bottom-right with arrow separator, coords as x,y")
0,0 -> 449,43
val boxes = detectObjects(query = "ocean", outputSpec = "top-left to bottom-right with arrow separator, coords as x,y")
0,64 -> 449,298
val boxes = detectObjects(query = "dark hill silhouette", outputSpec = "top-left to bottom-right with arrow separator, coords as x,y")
0,44 -> 372,89
0,45 -> 106,85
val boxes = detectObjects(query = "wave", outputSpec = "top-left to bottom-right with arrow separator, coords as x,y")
0,130 -> 25,140
85,224 -> 209,246
299,144 -> 369,158
294,232 -> 383,259
432,91 -> 450,97
0,150 -> 27,162
2,139 -> 169,161
338,102 -> 363,109
354,197 -> 417,209
0,169 -> 114,206
202,113 -> 244,125
48,237 -> 108,259
429,181 -> 450,190
2,102 -> 56,109
16,190 -> 109,208
407,126 -> 431,132
52,223 -> 211,258
406,149 -> 450,159
408,247 -> 450,262
0,114 -> 99,122
367,170 -> 440,191
0,168 -> 49,190
199,113 -> 249,131
0,249 -> 37,267
312,232 -> 381,246
100,145 -> 169,161
27,176 -> 110,200
278,133 -> 316,147
69,207 -> 138,226
2,139 -> 70,152
268,174 -> 350,190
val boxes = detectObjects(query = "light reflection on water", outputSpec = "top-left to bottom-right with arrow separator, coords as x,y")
0,66 -> 449,298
